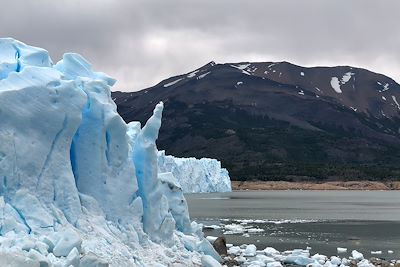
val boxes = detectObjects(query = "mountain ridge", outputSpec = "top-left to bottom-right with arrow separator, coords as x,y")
112,61 -> 400,182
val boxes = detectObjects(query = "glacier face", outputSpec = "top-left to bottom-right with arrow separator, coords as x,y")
0,38 -> 221,266
158,151 -> 232,193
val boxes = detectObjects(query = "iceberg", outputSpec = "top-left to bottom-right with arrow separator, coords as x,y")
0,38 -> 221,266
158,150 -> 231,193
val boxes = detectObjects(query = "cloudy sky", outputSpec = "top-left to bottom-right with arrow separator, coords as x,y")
1,0 -> 400,91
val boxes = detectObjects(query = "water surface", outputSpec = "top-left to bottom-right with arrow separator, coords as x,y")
185,190 -> 400,259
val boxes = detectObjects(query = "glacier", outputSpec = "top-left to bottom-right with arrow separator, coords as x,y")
158,151 -> 231,193
0,38 -> 222,266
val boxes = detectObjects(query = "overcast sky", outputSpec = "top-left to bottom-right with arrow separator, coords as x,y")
1,0 -> 400,91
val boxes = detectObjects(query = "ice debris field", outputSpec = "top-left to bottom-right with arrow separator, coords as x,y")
0,38 -> 228,266
222,244 -> 400,267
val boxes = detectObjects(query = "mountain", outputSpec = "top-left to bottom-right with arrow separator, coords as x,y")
112,61 -> 400,182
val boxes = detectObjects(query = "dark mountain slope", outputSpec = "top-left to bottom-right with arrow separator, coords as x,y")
112,61 -> 400,181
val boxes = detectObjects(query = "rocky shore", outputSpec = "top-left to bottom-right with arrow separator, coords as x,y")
231,181 -> 400,191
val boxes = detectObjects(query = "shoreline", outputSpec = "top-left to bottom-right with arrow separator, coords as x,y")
231,180 -> 400,191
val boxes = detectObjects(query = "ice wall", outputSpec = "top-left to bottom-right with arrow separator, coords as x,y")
158,151 -> 232,193
0,38 -> 221,266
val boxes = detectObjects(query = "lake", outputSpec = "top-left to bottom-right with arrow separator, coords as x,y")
185,190 -> 400,259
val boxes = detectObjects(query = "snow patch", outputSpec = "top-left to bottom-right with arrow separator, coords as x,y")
230,64 -> 252,75
330,72 -> 355,93
197,71 -> 211,79
377,81 -> 390,92
330,77 -> 342,93
187,70 -> 199,78
392,95 -> 400,110
163,77 -> 184,87
230,63 -> 251,70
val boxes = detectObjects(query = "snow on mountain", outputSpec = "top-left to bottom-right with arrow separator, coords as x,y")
0,38 -> 221,266
158,151 -> 232,193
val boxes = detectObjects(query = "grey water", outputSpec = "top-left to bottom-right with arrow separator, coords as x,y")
185,190 -> 400,259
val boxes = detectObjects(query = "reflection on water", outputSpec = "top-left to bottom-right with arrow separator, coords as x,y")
185,190 -> 400,259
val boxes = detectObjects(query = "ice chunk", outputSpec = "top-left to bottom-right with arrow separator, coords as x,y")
224,223 -> 245,234
351,250 -> 364,261
256,254 -> 276,263
337,247 -> 347,253
267,262 -> 283,267
357,259 -> 374,267
201,255 -> 222,267
80,252 -> 109,267
27,249 -> 49,266
52,228 -> 82,257
284,255 -> 314,266
0,250 -> 40,267
311,253 -> 327,264
264,247 -> 280,256
64,247 -> 80,267
330,256 -> 342,265
228,246 -> 241,255
248,260 -> 266,267
244,244 -> 257,257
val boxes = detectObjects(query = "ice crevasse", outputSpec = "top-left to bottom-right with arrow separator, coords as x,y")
0,38 -> 222,266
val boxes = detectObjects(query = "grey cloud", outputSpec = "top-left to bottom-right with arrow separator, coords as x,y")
1,0 -> 399,91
